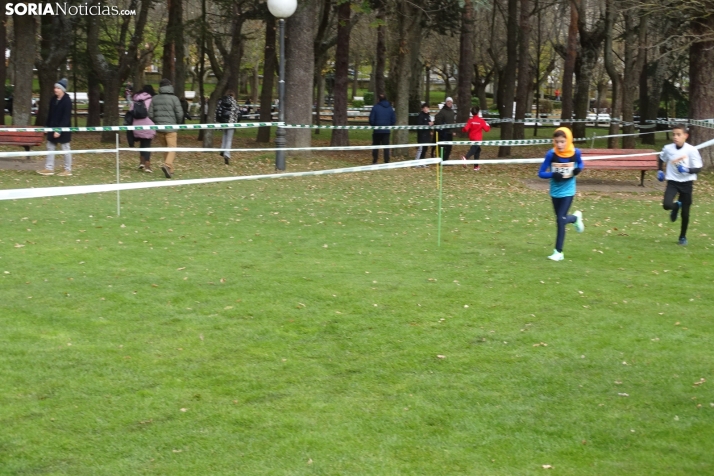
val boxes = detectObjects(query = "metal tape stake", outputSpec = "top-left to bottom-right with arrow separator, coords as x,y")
116,134 -> 121,216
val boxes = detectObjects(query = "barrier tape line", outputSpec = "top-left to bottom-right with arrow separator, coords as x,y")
0,158 -> 441,201
0,122 -> 282,133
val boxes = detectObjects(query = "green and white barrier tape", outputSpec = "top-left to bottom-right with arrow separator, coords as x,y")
0,122 -> 282,133
281,123 -> 467,130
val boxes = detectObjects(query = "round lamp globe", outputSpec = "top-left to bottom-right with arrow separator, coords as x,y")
267,0 -> 297,18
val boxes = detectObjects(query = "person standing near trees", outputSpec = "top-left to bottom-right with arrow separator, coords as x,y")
368,93 -> 396,164
215,89 -> 241,165
149,78 -> 184,179
38,78 -> 73,177
434,97 -> 456,160
414,102 -> 433,165
131,84 -> 157,173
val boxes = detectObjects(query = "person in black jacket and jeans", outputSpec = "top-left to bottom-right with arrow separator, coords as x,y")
38,78 -> 73,176
368,94 -> 396,164
415,103 -> 434,164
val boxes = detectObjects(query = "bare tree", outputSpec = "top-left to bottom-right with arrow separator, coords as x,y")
331,0 -> 352,146
36,15 -> 75,127
12,15 -> 36,126
87,0 -> 152,141
257,14 -> 277,143
285,0 -> 318,153
456,0 -> 475,128
513,0 -> 532,140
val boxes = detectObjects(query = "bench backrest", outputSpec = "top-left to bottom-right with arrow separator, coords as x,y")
0,127 -> 45,144
579,148 -> 658,167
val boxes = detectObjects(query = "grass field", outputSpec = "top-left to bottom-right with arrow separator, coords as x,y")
1,128 -> 713,475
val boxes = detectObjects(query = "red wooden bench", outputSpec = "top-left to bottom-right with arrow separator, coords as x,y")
0,127 -> 45,161
580,148 -> 659,186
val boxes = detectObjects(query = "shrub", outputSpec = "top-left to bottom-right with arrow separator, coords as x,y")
471,97 -> 480,107
364,91 -> 374,105
352,100 -> 364,108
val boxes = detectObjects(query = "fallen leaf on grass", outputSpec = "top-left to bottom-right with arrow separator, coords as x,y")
542,465 -> 553,469
437,355 -> 446,359
14,243 -> 25,248
693,378 -> 705,387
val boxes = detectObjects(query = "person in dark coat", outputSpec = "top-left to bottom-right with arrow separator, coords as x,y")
414,103 -> 434,164
368,94 -> 397,164
433,97 -> 456,160
38,78 -> 73,176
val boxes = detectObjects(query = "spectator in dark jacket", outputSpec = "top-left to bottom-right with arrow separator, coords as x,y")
38,78 -> 73,176
434,97 -> 457,160
415,103 -> 434,164
149,78 -> 184,178
368,94 -> 396,164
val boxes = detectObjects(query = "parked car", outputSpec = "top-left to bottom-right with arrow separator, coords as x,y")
4,96 -> 39,115
586,112 -> 611,126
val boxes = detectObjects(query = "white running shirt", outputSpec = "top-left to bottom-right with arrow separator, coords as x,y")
660,142 -> 703,182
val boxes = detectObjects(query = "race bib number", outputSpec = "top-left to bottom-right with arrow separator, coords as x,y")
551,162 -> 574,178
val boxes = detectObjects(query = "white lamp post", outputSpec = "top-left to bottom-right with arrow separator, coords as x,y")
267,0 -> 297,171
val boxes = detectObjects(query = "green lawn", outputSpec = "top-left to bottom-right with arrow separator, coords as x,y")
0,131 -> 712,474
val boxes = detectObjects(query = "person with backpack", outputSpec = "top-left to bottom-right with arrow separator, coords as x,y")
215,90 -> 240,165
148,78 -> 184,179
131,84 -> 157,172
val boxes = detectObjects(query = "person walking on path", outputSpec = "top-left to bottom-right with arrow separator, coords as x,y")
658,124 -> 703,246
537,127 -> 585,261
131,84 -> 157,173
368,94 -> 396,164
215,89 -> 241,165
461,106 -> 491,171
38,78 -> 73,176
149,78 -> 184,179
434,97 -> 456,161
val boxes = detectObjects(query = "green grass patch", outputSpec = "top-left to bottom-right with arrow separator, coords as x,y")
0,132 -> 713,474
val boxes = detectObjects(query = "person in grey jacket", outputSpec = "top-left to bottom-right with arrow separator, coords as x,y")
149,78 -> 184,178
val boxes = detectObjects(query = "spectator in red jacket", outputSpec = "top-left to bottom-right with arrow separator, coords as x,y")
461,106 -> 491,171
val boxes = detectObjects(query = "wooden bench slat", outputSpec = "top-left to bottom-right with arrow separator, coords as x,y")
578,148 -> 659,186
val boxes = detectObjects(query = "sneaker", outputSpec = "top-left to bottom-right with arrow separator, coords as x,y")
57,170 -> 72,177
161,165 -> 173,179
573,210 -> 584,233
144,167 -> 153,173
670,201 -> 681,222
678,237 -> 688,246
138,164 -> 145,170
461,156 -> 467,168
224,155 -> 230,165
473,165 -> 480,171
219,152 -> 224,158
37,168 -> 54,176
547,249 -> 564,261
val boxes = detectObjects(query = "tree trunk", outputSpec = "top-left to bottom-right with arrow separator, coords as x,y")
257,14 -> 277,143
36,15 -> 73,127
87,68 -> 102,127
331,1 -> 351,146
285,0 -> 317,153
640,48 -> 670,145
514,0 -> 532,140
621,10 -> 646,149
0,7 -> 6,125
689,14 -> 714,168
498,0 -> 518,157
352,51 -> 359,100
374,8 -> 386,98
162,0 -> 177,84
560,1 -> 578,125
425,64 -> 431,106
456,0 -> 475,130
12,15 -> 36,126
572,0 -> 606,139
603,0 -> 621,148
387,0 -> 423,147
174,0 -> 186,99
